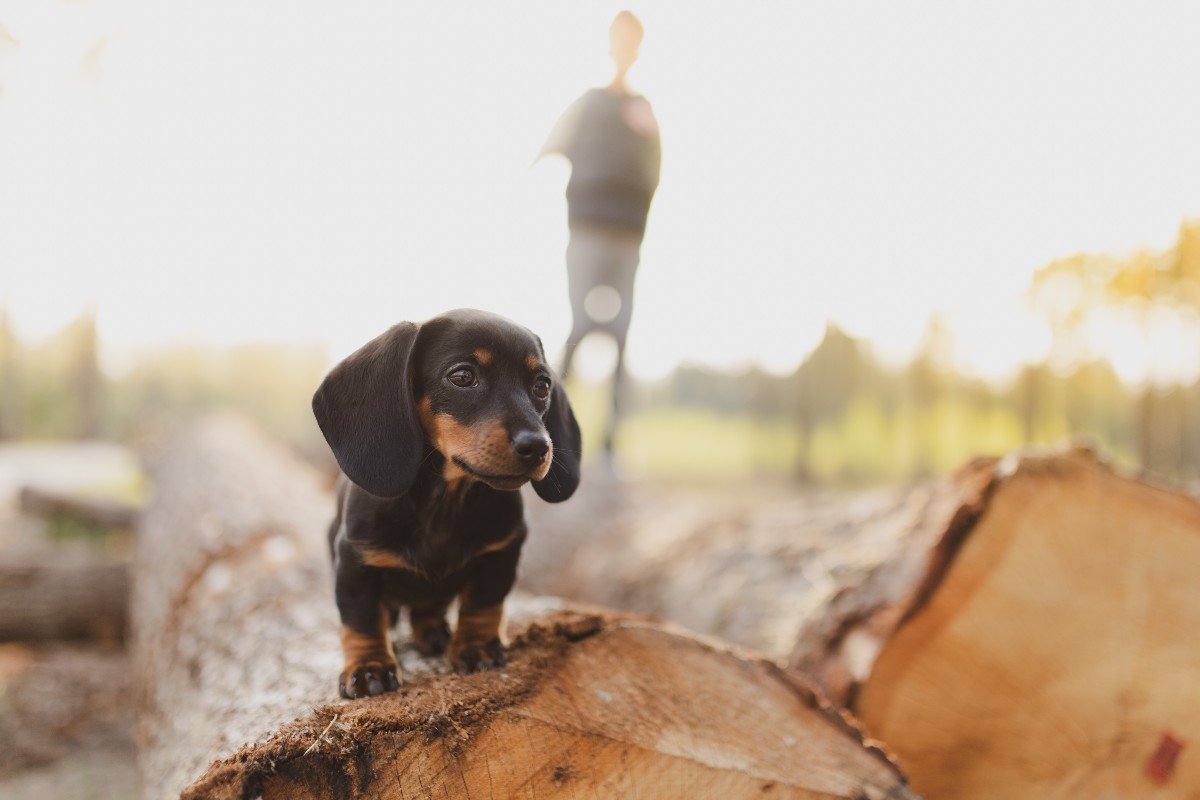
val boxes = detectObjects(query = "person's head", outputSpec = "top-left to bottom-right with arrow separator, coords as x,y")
609,11 -> 644,73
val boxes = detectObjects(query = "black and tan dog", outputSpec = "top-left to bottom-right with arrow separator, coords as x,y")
312,309 -> 581,699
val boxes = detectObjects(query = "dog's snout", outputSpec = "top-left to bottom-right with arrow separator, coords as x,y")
511,430 -> 551,465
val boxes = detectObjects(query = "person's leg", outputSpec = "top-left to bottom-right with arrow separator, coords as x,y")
560,229 -> 599,381
598,232 -> 642,453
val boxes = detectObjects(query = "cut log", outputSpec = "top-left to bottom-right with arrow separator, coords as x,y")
134,417 -> 916,800
529,445 -> 1200,796
132,416 -> 339,799
523,470 -> 974,694
0,641 -> 133,772
0,557 -> 128,642
18,485 -> 140,530
188,612 -> 916,800
849,448 -> 1200,798
790,460 -> 997,706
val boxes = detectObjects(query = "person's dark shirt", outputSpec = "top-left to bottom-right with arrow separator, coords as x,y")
550,88 -> 662,238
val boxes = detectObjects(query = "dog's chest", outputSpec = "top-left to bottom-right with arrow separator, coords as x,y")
403,486 -> 521,578
407,503 -> 473,577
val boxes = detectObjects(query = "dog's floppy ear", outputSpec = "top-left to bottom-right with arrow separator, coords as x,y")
533,377 -> 582,503
312,322 -> 423,498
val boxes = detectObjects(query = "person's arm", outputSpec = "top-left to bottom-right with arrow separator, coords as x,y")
536,95 -> 585,162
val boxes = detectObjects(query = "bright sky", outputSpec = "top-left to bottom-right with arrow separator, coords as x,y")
2,1 -> 1199,382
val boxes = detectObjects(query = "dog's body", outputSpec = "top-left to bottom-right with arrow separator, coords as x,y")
313,309 -> 581,698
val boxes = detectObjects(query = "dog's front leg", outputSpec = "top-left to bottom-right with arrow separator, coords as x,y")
448,538 -> 523,673
408,600 -> 452,656
335,562 -> 400,698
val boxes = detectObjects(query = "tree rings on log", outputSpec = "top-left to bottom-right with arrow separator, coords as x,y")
185,611 -> 916,800
856,448 -> 1200,798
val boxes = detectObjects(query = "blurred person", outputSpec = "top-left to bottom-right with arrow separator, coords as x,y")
539,10 -> 662,457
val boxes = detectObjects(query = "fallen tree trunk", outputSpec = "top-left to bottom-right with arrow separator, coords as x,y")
134,417 -> 916,800
528,446 -> 1200,797
189,612 -> 915,800
0,557 -> 128,642
0,641 -> 133,773
522,469 -> 971,683
132,416 -> 341,799
847,448 -> 1200,798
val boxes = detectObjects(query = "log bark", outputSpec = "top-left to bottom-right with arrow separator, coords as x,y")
849,448 -> 1200,798
0,557 -> 128,642
134,417 -> 916,800
132,416 -> 339,799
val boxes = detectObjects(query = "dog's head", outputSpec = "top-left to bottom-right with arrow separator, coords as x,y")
312,309 -> 581,502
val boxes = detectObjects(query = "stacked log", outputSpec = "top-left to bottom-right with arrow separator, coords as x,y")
131,416 -> 339,798
185,612 -> 916,800
135,413 -> 1200,797
530,447 -> 1200,798
848,450 -> 1200,798
133,417 -> 915,799
522,467 -> 977,677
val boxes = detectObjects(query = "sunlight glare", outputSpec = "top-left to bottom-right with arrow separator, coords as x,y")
1,1 -> 1198,385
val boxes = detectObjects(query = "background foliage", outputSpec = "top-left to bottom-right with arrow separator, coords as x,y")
5,221 -> 1197,485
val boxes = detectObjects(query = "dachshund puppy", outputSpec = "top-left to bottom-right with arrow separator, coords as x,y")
312,309 -> 581,698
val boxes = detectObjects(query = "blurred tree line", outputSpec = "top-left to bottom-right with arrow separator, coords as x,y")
3,220 -> 1197,485
628,219 -> 1200,484
0,312 -> 328,456
628,321 -> 1145,483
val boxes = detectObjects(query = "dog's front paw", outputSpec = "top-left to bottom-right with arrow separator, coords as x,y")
448,638 -> 507,674
339,660 -> 401,699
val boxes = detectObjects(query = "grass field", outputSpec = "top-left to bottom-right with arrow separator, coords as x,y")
567,379 -> 1135,484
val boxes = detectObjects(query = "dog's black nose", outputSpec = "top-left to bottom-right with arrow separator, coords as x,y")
511,430 -> 551,465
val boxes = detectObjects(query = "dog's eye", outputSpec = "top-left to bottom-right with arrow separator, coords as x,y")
532,376 -> 552,400
447,367 -> 478,388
